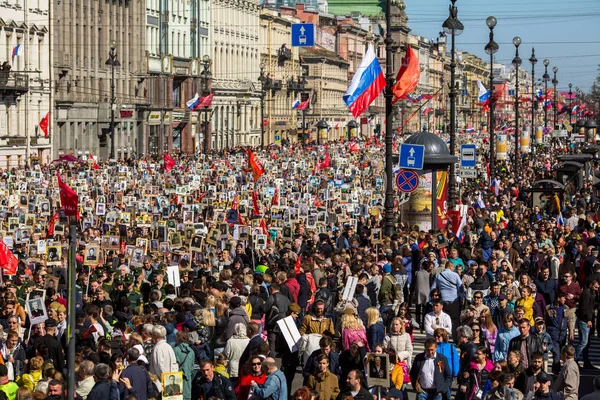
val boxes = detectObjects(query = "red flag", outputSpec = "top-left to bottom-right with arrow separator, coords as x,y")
294,255 -> 302,274
57,172 -> 79,217
164,153 -> 176,172
89,153 -> 100,170
39,112 -> 50,137
295,98 -> 310,111
392,46 -> 420,104
260,219 -> 269,244
246,149 -> 264,182
0,241 -> 18,275
252,190 -> 260,216
271,188 -> 279,206
237,210 -> 246,226
317,153 -> 330,171
349,142 -> 360,153
47,212 -> 59,236
545,88 -> 554,100
195,93 -> 214,109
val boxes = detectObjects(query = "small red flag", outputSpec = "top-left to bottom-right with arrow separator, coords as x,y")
296,98 -> 310,111
164,153 -> 176,172
195,93 -> 214,109
392,46 -> 420,104
271,188 -> 279,206
39,112 -> 50,137
252,190 -> 261,216
294,255 -> 302,274
57,172 -> 79,217
246,149 -> 264,182
89,153 -> 100,170
47,212 -> 59,236
0,241 -> 18,275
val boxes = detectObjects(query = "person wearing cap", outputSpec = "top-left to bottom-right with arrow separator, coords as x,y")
378,263 -> 399,316
36,318 -> 64,372
528,371 -> 561,400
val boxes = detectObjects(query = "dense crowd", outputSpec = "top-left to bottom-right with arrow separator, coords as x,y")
0,138 -> 598,400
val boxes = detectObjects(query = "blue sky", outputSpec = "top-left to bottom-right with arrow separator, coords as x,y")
403,0 -> 600,92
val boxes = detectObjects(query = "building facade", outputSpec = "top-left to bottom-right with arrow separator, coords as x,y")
52,0 -> 148,160
0,1 -> 51,167
211,0 -> 261,149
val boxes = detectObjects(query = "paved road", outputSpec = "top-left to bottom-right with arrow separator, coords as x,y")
287,329 -> 600,399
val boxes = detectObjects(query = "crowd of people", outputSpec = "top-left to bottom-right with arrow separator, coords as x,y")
0,138 -> 598,400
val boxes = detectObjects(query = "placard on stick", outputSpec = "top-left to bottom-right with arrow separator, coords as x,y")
166,265 -> 181,288
277,316 -> 301,352
341,276 -> 358,301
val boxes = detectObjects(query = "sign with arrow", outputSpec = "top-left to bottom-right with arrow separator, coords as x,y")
291,23 -> 315,47
399,143 -> 424,170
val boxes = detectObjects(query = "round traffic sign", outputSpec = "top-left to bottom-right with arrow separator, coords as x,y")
395,170 -> 419,193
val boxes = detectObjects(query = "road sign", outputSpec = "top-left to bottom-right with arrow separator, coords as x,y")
399,143 -> 425,170
460,144 -> 477,168
395,170 -> 420,193
566,125 -> 573,132
542,127 -> 551,135
460,168 -> 478,178
552,130 -> 568,138
291,23 -> 315,47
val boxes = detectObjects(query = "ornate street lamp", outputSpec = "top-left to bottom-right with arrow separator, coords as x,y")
442,0 -> 463,210
529,48 -> 537,142
105,40 -> 120,160
552,66 -> 558,128
484,16 -> 498,175
512,36 -> 522,172
543,59 -> 550,128
568,83 -> 573,126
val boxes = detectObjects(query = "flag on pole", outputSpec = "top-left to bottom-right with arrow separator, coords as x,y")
245,149 -> 264,181
295,98 -> 310,111
197,93 -> 214,108
89,153 -> 100,170
11,45 -> 22,59
392,46 -> 420,103
343,45 -> 385,118
252,190 -> 261,216
47,212 -> 59,236
0,241 -> 18,275
186,93 -> 201,110
164,153 -> 176,172
292,99 -> 301,109
39,112 -> 49,137
57,172 -> 79,217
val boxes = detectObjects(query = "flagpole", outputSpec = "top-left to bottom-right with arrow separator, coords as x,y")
66,216 -> 77,400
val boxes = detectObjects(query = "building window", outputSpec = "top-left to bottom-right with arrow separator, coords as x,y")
172,81 -> 181,107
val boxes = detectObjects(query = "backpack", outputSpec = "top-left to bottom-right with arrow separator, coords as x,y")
385,275 -> 402,302
265,303 -> 281,329
314,288 -> 333,312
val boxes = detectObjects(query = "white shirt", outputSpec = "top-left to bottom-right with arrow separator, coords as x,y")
419,353 -> 437,389
424,311 -> 452,338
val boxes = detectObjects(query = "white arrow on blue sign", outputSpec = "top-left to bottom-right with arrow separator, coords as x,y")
291,23 -> 315,47
399,143 -> 425,170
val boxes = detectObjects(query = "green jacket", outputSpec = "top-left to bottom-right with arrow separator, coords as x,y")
174,342 -> 196,400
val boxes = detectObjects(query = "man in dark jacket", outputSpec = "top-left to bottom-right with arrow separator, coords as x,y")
514,351 -> 545,395
545,292 -> 569,374
87,364 -> 119,400
36,318 -> 65,372
314,278 -> 334,316
409,339 -> 453,399
302,336 -> 340,384
120,348 -> 155,400
191,360 -> 236,400
264,283 -> 291,357
534,266 -> 558,305
575,278 -> 599,368
508,319 -> 542,369
224,296 -> 249,341
238,322 -> 264,370
354,284 -> 371,327
336,370 -> 371,400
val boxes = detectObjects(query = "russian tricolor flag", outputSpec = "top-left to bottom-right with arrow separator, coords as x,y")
491,178 -> 500,196
343,45 -> 385,118
12,45 -> 22,58
186,93 -> 200,110
292,99 -> 301,109
477,80 -> 490,103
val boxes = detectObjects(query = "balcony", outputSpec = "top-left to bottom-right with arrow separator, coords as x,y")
0,72 -> 29,96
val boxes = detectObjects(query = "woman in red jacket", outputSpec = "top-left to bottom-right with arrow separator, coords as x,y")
235,355 -> 267,400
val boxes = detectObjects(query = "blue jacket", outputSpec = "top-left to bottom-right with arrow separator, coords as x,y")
436,341 -> 460,377
87,380 -> 119,400
545,304 -> 568,342
494,326 -> 519,362
367,322 -> 385,352
120,363 -> 155,400
252,369 -> 288,400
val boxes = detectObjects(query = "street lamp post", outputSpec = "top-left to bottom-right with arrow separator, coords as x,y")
512,36 -> 521,172
568,83 -> 573,126
384,0 -> 406,237
258,63 -> 266,148
543,59 -> 550,128
105,41 -> 120,160
442,0 -> 463,211
484,16 -> 498,175
529,48 -> 537,141
201,55 -> 212,153
552,66 -> 558,128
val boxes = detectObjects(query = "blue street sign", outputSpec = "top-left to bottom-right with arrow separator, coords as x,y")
399,143 -> 425,170
291,23 -> 315,47
460,144 -> 477,168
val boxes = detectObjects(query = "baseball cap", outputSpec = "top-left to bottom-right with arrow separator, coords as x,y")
536,372 -> 551,383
